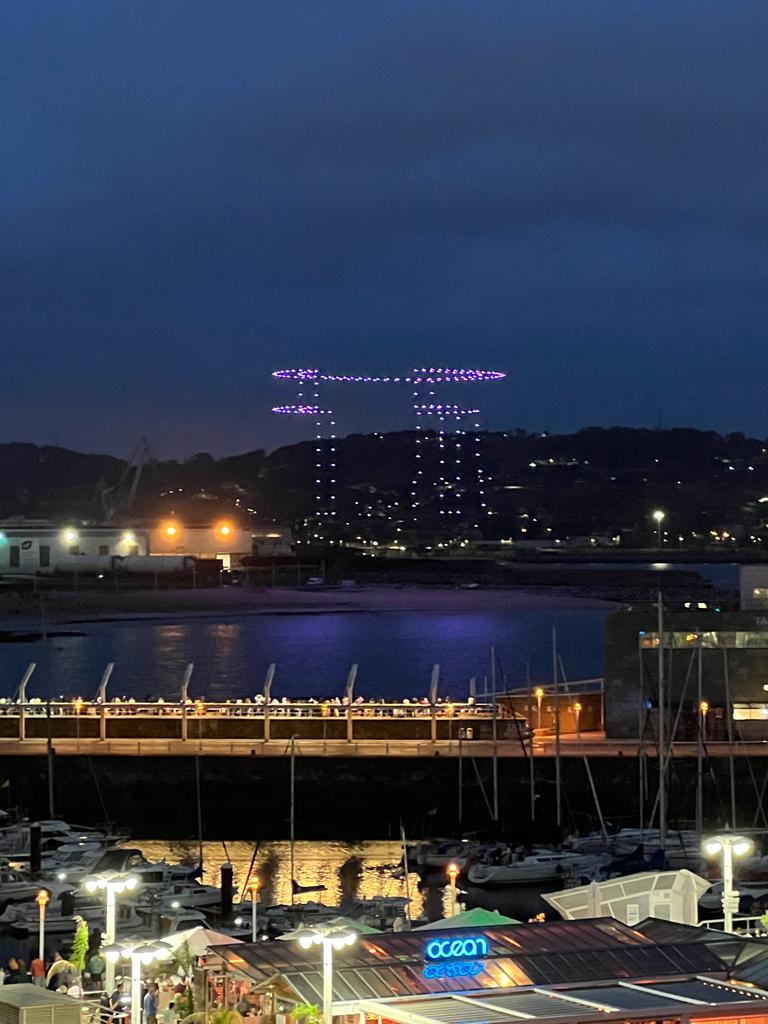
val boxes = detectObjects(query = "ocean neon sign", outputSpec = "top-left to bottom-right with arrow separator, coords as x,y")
423,935 -> 488,980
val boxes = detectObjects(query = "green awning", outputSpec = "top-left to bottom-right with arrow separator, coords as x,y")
416,908 -> 521,930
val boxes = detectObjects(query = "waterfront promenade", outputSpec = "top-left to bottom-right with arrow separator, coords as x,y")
0,695 -> 762,757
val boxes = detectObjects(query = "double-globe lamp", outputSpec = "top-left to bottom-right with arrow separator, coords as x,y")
283,926 -> 357,1024
102,940 -> 172,1024
702,832 -> 753,933
83,872 -> 139,990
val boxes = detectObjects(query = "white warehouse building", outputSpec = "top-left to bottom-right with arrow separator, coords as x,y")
0,522 -> 149,575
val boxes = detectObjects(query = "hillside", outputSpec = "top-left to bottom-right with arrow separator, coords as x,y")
0,427 -> 766,545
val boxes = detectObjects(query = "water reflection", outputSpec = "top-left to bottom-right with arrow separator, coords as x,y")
132,839 -> 557,923
0,608 -> 608,699
134,838 -> 430,915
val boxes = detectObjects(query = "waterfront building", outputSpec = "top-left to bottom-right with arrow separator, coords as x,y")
740,566 -> 768,609
604,606 -> 768,739
206,919 -> 768,1024
149,520 -> 252,569
0,520 -> 148,574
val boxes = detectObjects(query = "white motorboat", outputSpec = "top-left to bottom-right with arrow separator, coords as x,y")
414,839 -> 479,870
89,847 -> 201,885
699,880 -> 768,912
567,828 -> 703,868
0,863 -> 40,904
467,849 -> 609,886
156,883 -> 225,910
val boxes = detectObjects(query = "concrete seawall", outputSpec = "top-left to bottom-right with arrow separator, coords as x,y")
1,754 -> 759,841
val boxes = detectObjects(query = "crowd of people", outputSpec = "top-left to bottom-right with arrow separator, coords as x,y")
0,948 -> 191,1024
1,694 -> 484,717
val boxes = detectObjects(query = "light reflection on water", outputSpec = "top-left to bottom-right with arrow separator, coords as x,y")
134,838 -> 436,917
132,839 -> 556,923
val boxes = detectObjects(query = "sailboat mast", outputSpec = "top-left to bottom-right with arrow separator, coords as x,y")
195,755 -> 204,873
527,662 -> 535,823
290,735 -> 296,904
637,636 -> 645,831
723,649 -> 736,827
696,637 -> 704,835
553,626 -> 561,831
657,592 -> 667,848
490,648 -> 499,824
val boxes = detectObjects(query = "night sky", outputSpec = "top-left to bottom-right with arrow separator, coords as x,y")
3,1 -> 767,457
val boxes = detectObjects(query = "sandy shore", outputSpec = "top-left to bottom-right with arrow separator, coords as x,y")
0,584 -> 616,628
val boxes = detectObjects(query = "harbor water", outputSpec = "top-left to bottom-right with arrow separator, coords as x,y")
1,606 -> 609,699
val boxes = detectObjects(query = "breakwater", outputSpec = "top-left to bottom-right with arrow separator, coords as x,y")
0,754 -> 760,842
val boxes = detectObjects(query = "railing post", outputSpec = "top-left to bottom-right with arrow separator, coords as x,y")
18,662 -> 36,742
346,663 -> 358,742
96,663 -> 114,703
430,664 -> 440,743
263,663 -> 275,742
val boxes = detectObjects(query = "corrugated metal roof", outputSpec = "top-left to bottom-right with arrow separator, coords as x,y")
360,978 -> 768,1024
212,921 -> 726,1002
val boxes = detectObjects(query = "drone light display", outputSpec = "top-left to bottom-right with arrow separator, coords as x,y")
272,366 -> 504,541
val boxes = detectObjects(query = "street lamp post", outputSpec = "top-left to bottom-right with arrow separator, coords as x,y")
83,872 -> 139,990
103,941 -> 172,1024
446,862 -> 459,917
699,700 -> 709,741
652,510 -> 665,550
250,879 -> 260,942
534,687 -> 544,730
286,926 -> 356,1024
35,889 -> 49,962
703,832 -> 753,932
573,702 -> 582,735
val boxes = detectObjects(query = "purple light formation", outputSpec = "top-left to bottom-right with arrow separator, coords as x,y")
272,364 -> 504,542
414,404 -> 480,416
272,404 -> 333,416
272,367 -> 505,384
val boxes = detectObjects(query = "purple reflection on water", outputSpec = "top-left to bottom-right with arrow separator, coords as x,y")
0,607 -> 608,700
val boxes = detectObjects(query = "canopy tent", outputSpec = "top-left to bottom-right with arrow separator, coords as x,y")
165,926 -> 243,957
417,908 -> 520,930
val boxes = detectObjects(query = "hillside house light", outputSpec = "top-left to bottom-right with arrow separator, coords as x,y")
702,833 -> 754,932
652,510 -> 665,550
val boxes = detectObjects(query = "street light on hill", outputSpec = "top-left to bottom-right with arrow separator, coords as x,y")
652,510 -> 665,550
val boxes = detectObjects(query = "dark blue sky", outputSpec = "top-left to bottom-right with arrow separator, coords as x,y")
3,1 -> 767,457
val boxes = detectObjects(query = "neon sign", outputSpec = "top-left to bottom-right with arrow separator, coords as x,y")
423,935 -> 488,980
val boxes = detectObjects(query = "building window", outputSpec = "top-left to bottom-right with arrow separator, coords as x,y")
98,545 -> 109,556
9,546 -> 20,568
129,545 -> 139,556
39,545 -> 50,568
69,546 -> 79,555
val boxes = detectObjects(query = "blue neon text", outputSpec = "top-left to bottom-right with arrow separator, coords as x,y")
423,961 -> 483,980
424,936 -> 489,961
